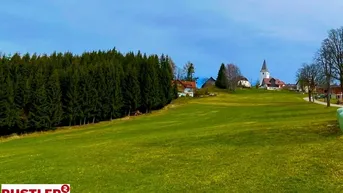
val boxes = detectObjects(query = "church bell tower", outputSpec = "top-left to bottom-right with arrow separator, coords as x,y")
259,59 -> 270,86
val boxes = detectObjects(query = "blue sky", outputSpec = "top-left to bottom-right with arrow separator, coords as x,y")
1,0 -> 343,87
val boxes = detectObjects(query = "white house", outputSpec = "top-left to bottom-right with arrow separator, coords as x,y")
237,76 -> 251,88
259,60 -> 286,90
172,80 -> 196,97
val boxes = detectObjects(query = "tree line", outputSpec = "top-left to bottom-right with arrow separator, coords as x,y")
296,26 -> 343,107
0,48 -> 178,136
215,63 -> 242,91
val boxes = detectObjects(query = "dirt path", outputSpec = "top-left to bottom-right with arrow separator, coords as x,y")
303,97 -> 343,108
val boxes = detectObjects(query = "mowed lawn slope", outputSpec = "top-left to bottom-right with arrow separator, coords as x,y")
1,89 -> 343,192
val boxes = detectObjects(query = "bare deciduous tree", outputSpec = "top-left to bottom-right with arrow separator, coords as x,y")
226,63 -> 241,91
296,63 -> 321,102
296,78 -> 306,92
296,26 -> 343,106
326,27 -> 343,91
176,66 -> 184,80
315,38 -> 335,107
168,57 -> 177,79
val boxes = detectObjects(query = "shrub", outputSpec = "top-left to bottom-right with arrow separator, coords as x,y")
194,88 -> 209,97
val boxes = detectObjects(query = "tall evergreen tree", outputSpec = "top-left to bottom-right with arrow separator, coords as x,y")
108,58 -> 123,119
172,80 -> 179,99
150,55 -> 162,109
1,74 -> 19,134
140,55 -> 157,113
78,66 -> 88,125
65,68 -> 80,126
122,63 -> 140,116
159,55 -> 173,104
16,71 -> 31,131
14,56 -> 33,131
0,62 -> 8,134
87,67 -> 99,124
215,63 -> 228,89
98,63 -> 111,120
183,61 -> 195,81
28,68 -> 49,131
46,70 -> 63,129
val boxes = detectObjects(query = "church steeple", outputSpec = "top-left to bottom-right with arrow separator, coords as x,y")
259,59 -> 270,86
260,59 -> 268,72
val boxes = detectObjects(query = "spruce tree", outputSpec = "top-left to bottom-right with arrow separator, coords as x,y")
122,63 -> 140,116
46,70 -> 63,129
78,66 -> 87,125
15,71 -> 31,131
165,56 -> 174,102
1,56 -> 21,134
150,55 -> 162,109
65,68 -> 80,126
2,74 -> 19,134
28,68 -> 49,131
183,62 -> 195,81
108,58 -> 123,119
98,63 -> 111,120
0,62 -> 7,134
94,64 -> 107,122
215,63 -> 228,89
172,80 -> 179,99
140,55 -> 155,113
159,54 -> 173,105
87,67 -> 99,124
14,57 -> 33,131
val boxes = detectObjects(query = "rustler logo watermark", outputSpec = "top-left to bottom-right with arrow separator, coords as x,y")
1,184 -> 70,193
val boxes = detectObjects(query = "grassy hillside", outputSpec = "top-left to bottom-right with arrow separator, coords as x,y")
1,89 -> 343,192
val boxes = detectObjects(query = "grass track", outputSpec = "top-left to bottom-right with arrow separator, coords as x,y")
1,89 -> 343,192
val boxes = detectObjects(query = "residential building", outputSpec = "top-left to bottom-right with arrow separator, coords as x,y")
201,77 -> 216,88
237,76 -> 251,88
316,85 -> 342,95
172,80 -> 196,97
285,84 -> 297,91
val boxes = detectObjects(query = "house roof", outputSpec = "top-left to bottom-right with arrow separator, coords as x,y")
181,81 -> 196,88
262,78 -> 285,85
201,77 -> 215,88
207,77 -> 216,81
317,85 -> 341,89
173,80 -> 196,89
238,76 -> 248,81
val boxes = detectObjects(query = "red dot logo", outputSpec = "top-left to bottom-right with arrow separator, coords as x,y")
61,184 -> 70,193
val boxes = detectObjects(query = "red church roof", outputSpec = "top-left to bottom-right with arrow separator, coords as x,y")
263,78 -> 285,86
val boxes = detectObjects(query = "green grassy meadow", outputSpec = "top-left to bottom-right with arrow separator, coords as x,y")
1,89 -> 343,192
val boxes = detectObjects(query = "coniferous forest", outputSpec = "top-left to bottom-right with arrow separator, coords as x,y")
0,48 -> 178,136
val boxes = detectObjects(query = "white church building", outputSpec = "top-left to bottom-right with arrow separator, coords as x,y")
259,60 -> 285,90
